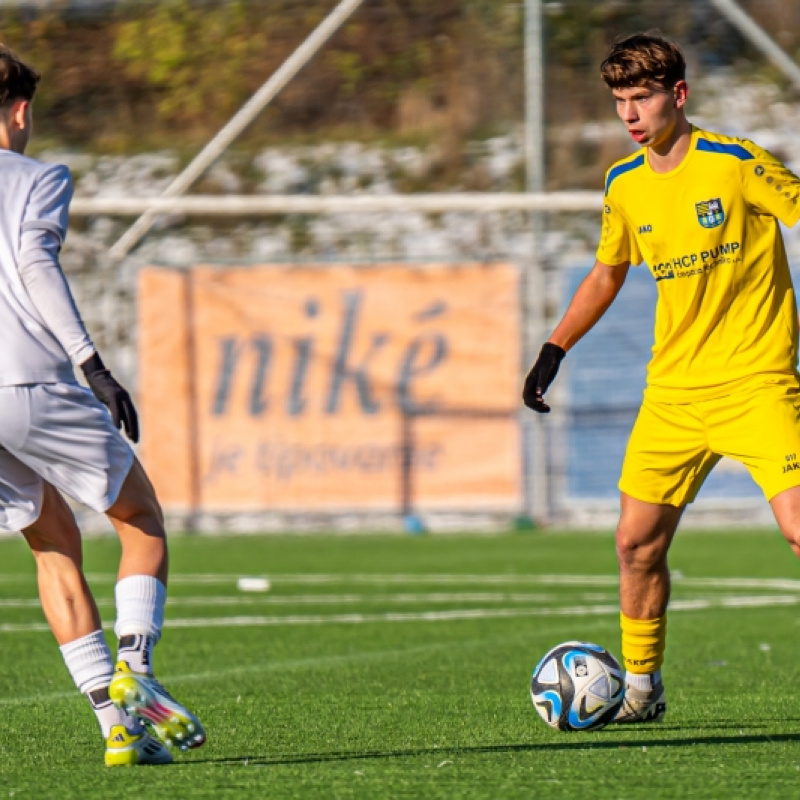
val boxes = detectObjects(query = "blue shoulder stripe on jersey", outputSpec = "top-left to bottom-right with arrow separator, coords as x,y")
605,154 -> 645,194
696,139 -> 754,160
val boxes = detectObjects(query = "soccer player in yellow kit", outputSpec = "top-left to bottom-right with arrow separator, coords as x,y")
523,32 -> 800,722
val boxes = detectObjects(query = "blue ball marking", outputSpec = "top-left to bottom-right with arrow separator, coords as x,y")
537,689 -> 562,720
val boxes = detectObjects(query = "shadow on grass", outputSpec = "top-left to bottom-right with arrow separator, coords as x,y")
184,731 -> 800,767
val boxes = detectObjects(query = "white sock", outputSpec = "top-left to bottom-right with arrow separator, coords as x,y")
625,669 -> 661,692
114,575 -> 166,675
59,630 -> 141,738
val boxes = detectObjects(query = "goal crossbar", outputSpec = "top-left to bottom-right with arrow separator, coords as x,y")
70,192 -> 604,217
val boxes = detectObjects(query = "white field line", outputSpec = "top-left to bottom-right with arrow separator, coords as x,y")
2,594 -> 799,635
3,572 -> 800,592
0,592 -> 562,609
1,572 -> 624,585
98,574 -> 800,592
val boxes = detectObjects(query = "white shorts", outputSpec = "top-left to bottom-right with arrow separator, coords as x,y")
0,382 -> 134,532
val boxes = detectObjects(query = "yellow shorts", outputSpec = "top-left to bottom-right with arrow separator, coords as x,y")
619,375 -> 800,506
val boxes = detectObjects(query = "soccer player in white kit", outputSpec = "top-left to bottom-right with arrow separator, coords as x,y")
0,46 -> 206,766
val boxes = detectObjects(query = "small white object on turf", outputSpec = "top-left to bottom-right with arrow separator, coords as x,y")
237,577 -> 271,592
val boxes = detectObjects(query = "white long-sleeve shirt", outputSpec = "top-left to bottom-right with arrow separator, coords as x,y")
0,149 -> 94,385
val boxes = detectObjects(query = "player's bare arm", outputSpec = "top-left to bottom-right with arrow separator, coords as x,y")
549,259 -> 630,351
522,259 -> 629,413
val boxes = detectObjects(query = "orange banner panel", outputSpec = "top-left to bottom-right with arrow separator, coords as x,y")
138,267 -> 194,509
138,263 -> 521,512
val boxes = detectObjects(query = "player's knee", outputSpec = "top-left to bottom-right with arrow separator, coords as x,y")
108,461 -> 165,531
615,527 -> 668,571
23,515 -> 82,560
22,484 -> 82,557
615,529 -> 639,568
108,494 -> 164,532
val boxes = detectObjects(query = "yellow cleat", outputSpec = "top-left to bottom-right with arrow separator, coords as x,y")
105,724 -> 173,766
108,661 -> 207,751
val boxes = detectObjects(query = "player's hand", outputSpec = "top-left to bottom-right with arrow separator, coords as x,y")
522,342 -> 566,413
80,352 -> 140,443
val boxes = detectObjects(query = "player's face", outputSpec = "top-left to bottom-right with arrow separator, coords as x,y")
612,82 -> 687,150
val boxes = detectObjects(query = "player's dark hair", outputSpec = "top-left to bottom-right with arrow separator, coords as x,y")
0,45 -> 39,107
600,32 -> 685,89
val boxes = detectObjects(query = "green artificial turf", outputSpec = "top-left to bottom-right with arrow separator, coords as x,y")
2,528 -> 800,798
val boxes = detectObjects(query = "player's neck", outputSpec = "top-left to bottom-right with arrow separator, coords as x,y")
647,118 -> 693,174
0,125 -> 24,153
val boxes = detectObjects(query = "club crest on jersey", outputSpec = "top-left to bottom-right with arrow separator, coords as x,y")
695,198 -> 725,228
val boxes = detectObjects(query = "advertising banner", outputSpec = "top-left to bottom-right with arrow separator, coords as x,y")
138,263 -> 521,512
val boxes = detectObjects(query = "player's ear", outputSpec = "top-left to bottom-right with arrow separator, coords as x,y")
10,99 -> 30,129
673,81 -> 688,109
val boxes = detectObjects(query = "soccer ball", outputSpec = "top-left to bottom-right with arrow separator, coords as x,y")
530,641 -> 624,732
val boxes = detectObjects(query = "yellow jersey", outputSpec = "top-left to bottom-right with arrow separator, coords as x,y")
597,126 -> 800,401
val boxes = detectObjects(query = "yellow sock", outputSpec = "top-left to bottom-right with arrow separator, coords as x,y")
620,612 -> 666,674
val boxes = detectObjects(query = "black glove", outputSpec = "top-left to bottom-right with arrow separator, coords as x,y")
522,342 -> 566,413
81,352 -> 140,443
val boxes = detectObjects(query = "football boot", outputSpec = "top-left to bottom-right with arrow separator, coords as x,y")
612,680 -> 667,724
104,724 -> 173,766
109,660 -> 206,751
